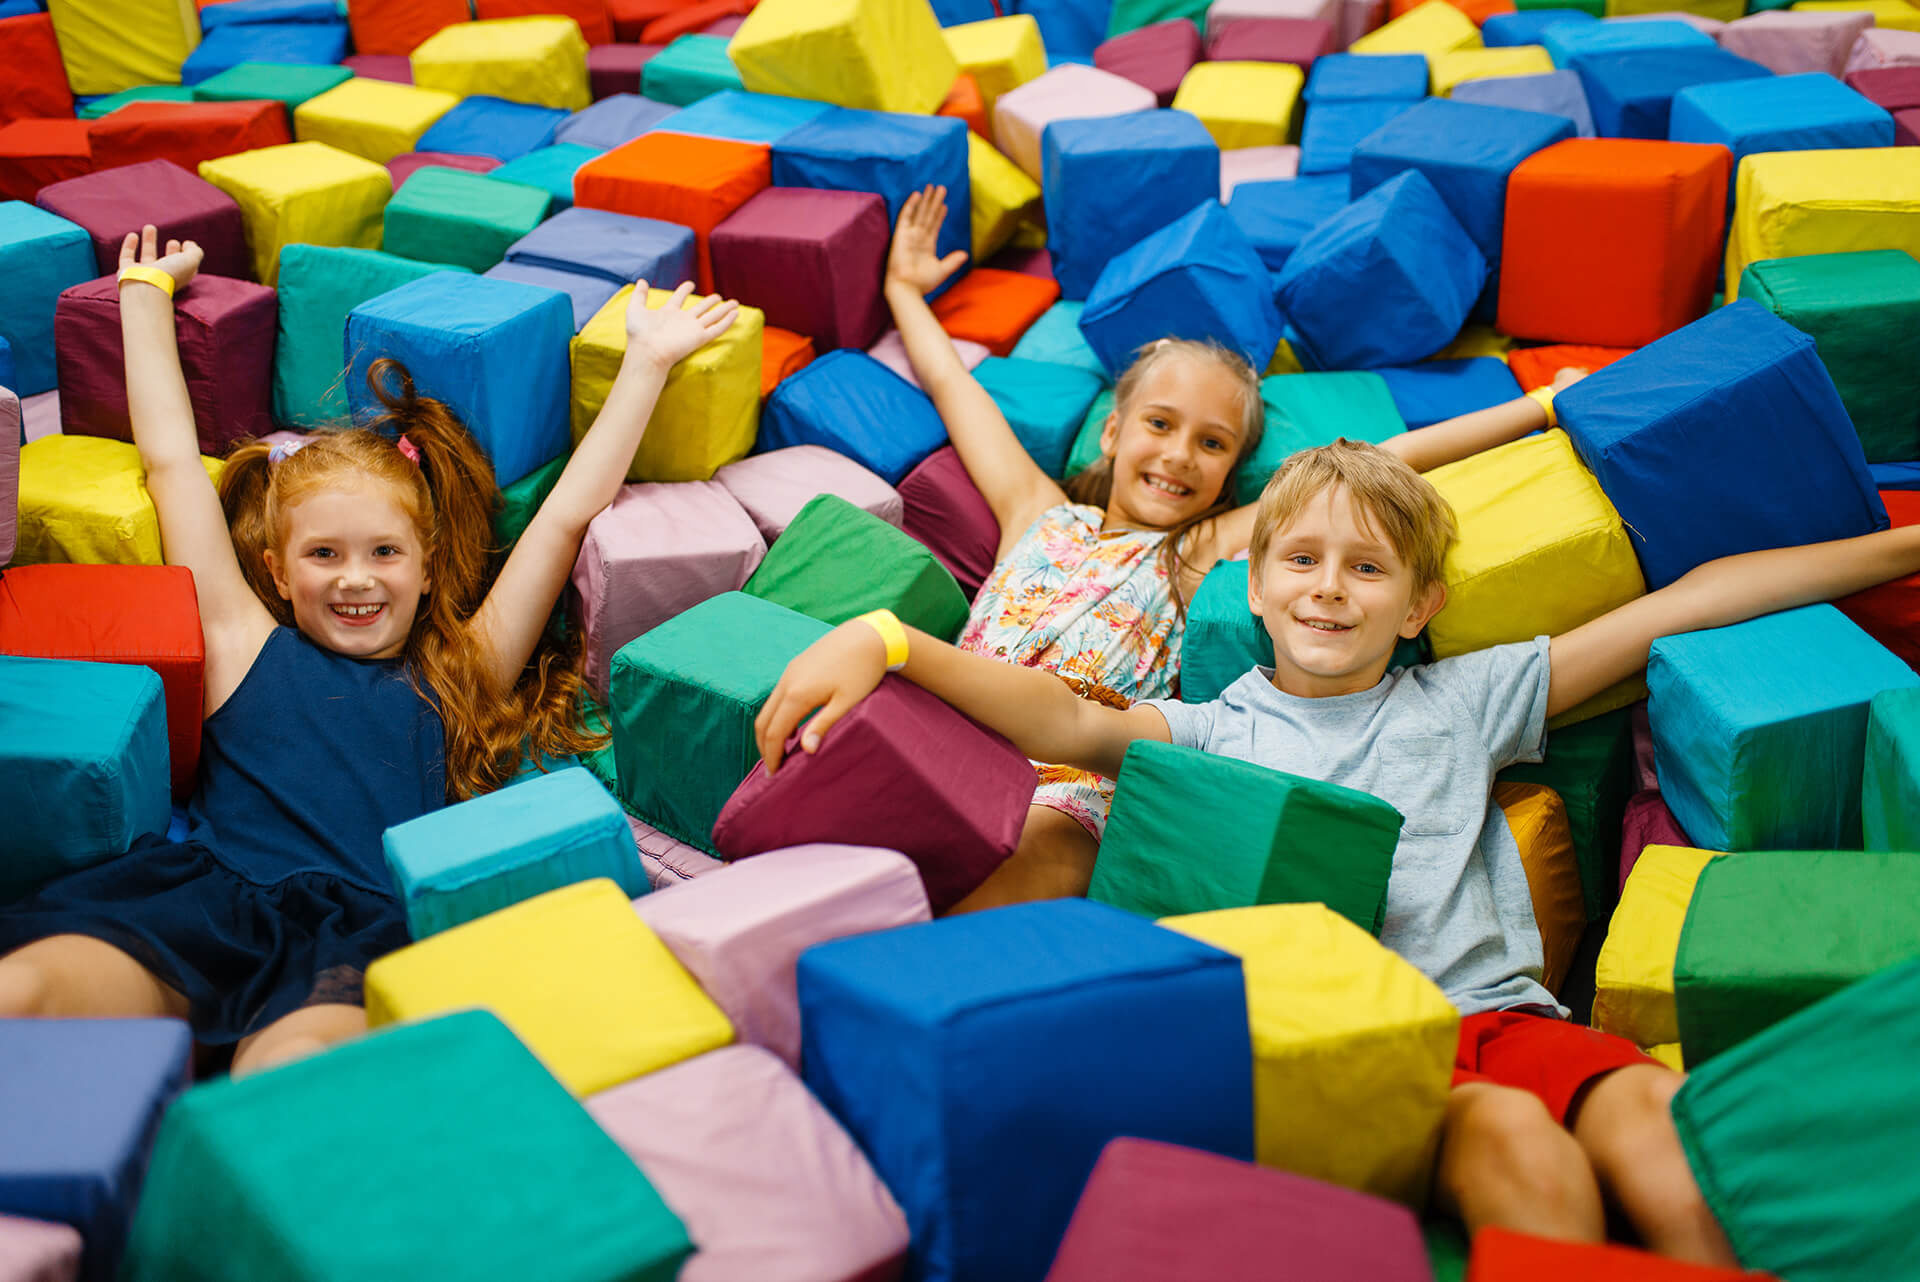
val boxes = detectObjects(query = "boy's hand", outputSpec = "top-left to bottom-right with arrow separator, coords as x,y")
118,225 -> 203,293
1550,366 -> 1590,394
753,621 -> 892,774
885,185 -> 969,297
623,280 -> 740,372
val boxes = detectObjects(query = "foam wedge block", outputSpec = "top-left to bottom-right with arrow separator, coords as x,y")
410,16 -> 591,111
759,350 -> 948,486
14,436 -> 221,567
1592,843 -> 1722,1047
381,166 -> 552,272
729,0 -> 960,115
1493,781 -> 1585,996
0,201 -> 94,397
197,141 -> 392,287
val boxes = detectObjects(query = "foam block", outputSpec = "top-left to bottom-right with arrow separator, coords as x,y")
973,355 -> 1105,479
13,436 -> 222,567
759,350 -> 949,486
627,813 -> 727,889
1465,1229 -> 1779,1281
0,202 -> 96,397
1498,703 -> 1636,919
966,131 -> 1043,264
473,0 -> 612,45
1376,357 -> 1519,429
1792,0 -> 1920,29
1009,299 -> 1109,381
1720,9 -> 1872,75
1848,65 -> 1920,111
1847,25 -> 1920,72
346,0 -> 467,58
709,188 -> 890,351
637,34 -> 742,106
485,141 -> 600,211
1493,781 -> 1585,996
0,1215 -> 82,1282
0,121 -> 94,206
1219,144 -> 1303,198
382,166 -> 551,272
947,13 -> 1050,114
927,267 -> 1058,358
411,16 -> 591,111
74,86 -> 203,121
1863,688 -> 1920,854
994,63 -> 1160,182
1671,73 -> 1894,210
197,141 -> 391,287
88,100 -> 291,177
0,386 -> 16,567
44,0 -> 200,97
413,95 -> 567,163
1303,50 -> 1429,99
1618,787 -> 1693,895
1297,99 -> 1415,173
1592,843 -> 1720,1045
555,93 -> 679,150
1570,47 -> 1772,138
388,150 -> 501,191
712,449 -> 899,549
1093,19 -> 1205,106
189,60 -> 353,112
798,899 -> 1256,1282
639,89 -> 826,146
38,157 -> 246,281
1207,17 -> 1339,66
291,79 -> 459,165
473,252 -> 614,325
1173,61 -> 1305,150
1725,148 -> 1920,301
1349,0 -> 1482,56
1542,16 -> 1712,65
742,492 -> 970,639
178,19 -> 347,86
500,210 -> 690,298
1431,45 -> 1556,95
1450,67 -> 1596,135
0,14 -> 75,126
574,132 -> 770,292
895,445 -> 1001,598
730,0 -> 960,115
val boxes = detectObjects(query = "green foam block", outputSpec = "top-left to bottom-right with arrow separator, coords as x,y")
382,167 -> 553,274
743,493 -> 970,641
1864,686 -> 1920,853
495,451 -> 568,553
641,35 -> 744,107
1107,1 -> 1205,37
1498,704 -> 1634,920
78,85 -> 197,119
192,62 -> 353,110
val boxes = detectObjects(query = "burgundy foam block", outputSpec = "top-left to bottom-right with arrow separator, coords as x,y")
1631,702 -> 1657,792
1845,66 -> 1920,113
570,479 -> 768,697
36,160 -> 250,280
341,54 -> 415,84
710,187 -> 892,352
55,273 -> 276,455
588,44 -> 665,100
1619,789 -> 1695,895
897,445 -> 1000,600
1,388 -> 18,569
0,120 -> 93,204
388,150 -> 503,190
0,1213 -> 82,1282
1045,1138 -> 1432,1282
1338,0 -> 1387,49
700,13 -> 745,36
87,101 -> 290,176
986,244 -> 1056,280
713,444 -> 904,545
1899,107 -> 1920,146
711,674 -> 1036,913
1093,20 -> 1205,108
1207,17 -> 1337,66
629,814 -> 726,889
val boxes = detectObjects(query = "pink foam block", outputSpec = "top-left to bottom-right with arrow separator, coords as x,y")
865,329 -> 990,390
1847,27 -> 1920,73
1618,788 -> 1695,894
898,445 -> 1000,600
1093,20 -> 1205,108
587,1045 -> 909,1282
1717,10 -> 1873,77
341,54 -> 413,84
1210,0 -> 1339,34
1046,1139 -> 1431,1281
1221,145 -> 1301,199
633,843 -> 930,1067
571,479 -> 767,697
1208,16 -> 1336,67
713,444 -> 904,544
20,392 -> 58,444
35,160 -> 250,280
1338,0 -> 1387,49
387,151 -> 502,190
55,273 -> 276,455
629,814 -> 726,888
711,675 -> 1036,913
0,1214 -> 82,1282
588,44 -> 664,100
1846,66 -> 1920,112
0,387 -> 17,569
711,188 -> 892,352
992,65 -> 1158,182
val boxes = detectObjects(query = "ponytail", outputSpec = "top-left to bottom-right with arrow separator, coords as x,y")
217,439 -> 294,626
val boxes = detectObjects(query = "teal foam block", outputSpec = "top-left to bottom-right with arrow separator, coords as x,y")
1238,371 -> 1406,503
1008,300 -> 1110,384
489,142 -> 605,213
972,355 -> 1105,478
0,202 -> 96,396
1863,686 -> 1920,852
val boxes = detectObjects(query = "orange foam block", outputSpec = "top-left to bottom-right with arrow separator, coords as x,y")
573,131 -> 770,292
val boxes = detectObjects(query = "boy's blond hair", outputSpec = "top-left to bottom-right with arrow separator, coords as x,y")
1248,440 -> 1458,594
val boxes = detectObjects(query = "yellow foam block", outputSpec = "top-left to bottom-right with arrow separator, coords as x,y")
199,142 -> 392,287
1350,0 -> 1482,58
1266,338 -> 1304,376
1432,46 -> 1554,96
1432,325 -> 1515,363
943,14 -> 1048,116
47,0 -> 200,96
1162,904 -> 1459,1208
364,879 -> 734,1096
1494,782 -> 1584,998
730,0 -> 960,115
968,131 -> 1042,263
1724,148 -> 1920,301
1608,0 -> 1742,19
572,286 -> 765,482
1645,1041 -> 1685,1071
1792,0 -> 1920,29
292,79 -> 461,166
411,17 -> 591,111
1171,62 -> 1305,151
1592,845 -> 1723,1048
16,436 -> 222,567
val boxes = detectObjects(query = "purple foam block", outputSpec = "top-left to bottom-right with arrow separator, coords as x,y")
0,387 -> 17,568
35,160 -> 250,280
0,1214 -> 82,1282
554,92 -> 680,151
897,444 -> 1000,600
629,815 -> 726,889
1618,789 -> 1694,895
587,44 -> 665,100
1094,20 -> 1205,107
1207,16 -> 1336,67
710,187 -> 892,352
386,151 -> 501,191
713,444 -> 904,545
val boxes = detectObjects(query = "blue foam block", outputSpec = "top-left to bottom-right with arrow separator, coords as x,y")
1079,199 -> 1283,374
178,19 -> 348,84
0,203 -> 101,397
345,273 -> 573,487
1303,52 -> 1429,101
552,95 -> 680,151
1227,174 -> 1351,273
1273,169 -> 1487,371
1298,99 -> 1418,175
649,89 -> 834,144
488,143 -> 603,213
197,0 -> 338,26
0,0 -> 42,15
0,1019 -> 191,1282
1543,17 -> 1714,67
1450,70 -> 1595,138
1648,605 -> 1920,850
480,261 -> 618,331
972,355 -> 1105,478
1872,461 -> 1920,491
1376,357 -> 1520,429
1005,0 -> 1111,58
415,96 -> 568,163
1669,73 -> 1893,205
1007,300 -> 1110,383
0,656 -> 170,901
1041,109 -> 1219,301
1481,8 -> 1594,46
759,350 -> 948,485
1557,299 -> 1887,590
1570,47 -> 1772,138
503,206 -> 696,288
797,899 -> 1254,1282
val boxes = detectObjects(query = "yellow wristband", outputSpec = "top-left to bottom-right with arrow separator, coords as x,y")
855,609 -> 908,672
1525,386 -> 1557,429
117,264 -> 176,298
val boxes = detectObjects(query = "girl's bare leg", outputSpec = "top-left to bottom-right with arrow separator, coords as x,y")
0,934 -> 191,1020
230,1003 -> 367,1078
945,805 -> 1100,915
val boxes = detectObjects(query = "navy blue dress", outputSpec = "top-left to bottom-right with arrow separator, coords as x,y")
0,627 -> 446,1043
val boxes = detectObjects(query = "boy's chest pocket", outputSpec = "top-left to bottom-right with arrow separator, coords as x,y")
1378,735 -> 1472,837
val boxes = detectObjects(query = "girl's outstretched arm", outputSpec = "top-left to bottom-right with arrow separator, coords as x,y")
884,185 -> 1064,554
469,282 -> 738,690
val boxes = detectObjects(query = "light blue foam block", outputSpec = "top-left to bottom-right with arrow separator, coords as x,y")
972,355 -> 1105,478
1481,8 -> 1594,46
489,143 -> 605,213
503,206 -> 697,289
480,261 -> 618,332
1450,69 -> 1596,138
415,95 -> 569,163
1669,73 -> 1893,206
1542,17 -> 1713,68
178,19 -> 348,84
647,89 -> 833,145
0,202 -> 96,397
553,94 -> 680,151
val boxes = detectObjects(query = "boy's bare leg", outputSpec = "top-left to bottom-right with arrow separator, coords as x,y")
0,935 -> 191,1020
230,1003 -> 366,1078
1436,1081 -> 1607,1245
944,805 -> 1099,914
1572,1064 -> 1739,1267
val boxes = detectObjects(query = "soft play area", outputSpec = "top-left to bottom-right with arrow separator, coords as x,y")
3,0 -> 1920,1277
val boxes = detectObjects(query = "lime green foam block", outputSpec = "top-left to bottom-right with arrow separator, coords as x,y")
1863,686 -> 1920,854
382,167 -> 553,274
610,591 -> 831,851
1498,704 -> 1633,920
122,1009 -> 691,1282
192,62 -> 354,110
1090,738 -> 1404,931
743,494 -> 970,641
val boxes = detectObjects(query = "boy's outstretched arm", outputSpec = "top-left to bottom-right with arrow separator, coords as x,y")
1380,366 -> 1586,474
755,620 -> 1168,779
1547,524 -> 1920,718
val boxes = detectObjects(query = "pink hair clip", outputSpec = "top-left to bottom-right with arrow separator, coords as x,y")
267,439 -> 306,466
396,434 -> 420,466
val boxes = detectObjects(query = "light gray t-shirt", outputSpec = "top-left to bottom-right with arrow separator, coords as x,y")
1142,638 -> 1562,1017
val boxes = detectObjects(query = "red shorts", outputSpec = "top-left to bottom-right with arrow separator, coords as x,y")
1452,1010 -> 1660,1125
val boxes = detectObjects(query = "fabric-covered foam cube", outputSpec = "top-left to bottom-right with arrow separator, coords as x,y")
1451,68 -> 1596,135
1431,45 -> 1556,95
1542,17 -> 1713,66
345,0 -> 468,58
1274,169 -> 1488,370
994,63 -> 1160,183
1219,144 -> 1303,198
488,260 -> 618,332
124,1010 -> 693,1282
0,1215 -> 82,1282
586,1045 -> 911,1282
1042,109 -> 1220,300
190,60 -> 354,113
382,166 -> 552,272
0,120 -> 94,207
55,273 -> 276,456
0,202 -> 96,397
1556,301 -> 1886,589
1350,0 -> 1482,56
1227,174 -> 1353,270
729,0 -> 960,115
571,480 -> 767,696
178,20 -> 349,87
713,445 -> 903,544
1208,17 -> 1339,67
473,0 -> 611,45
929,267 -> 1059,357
759,350 -> 949,486
710,188 -> 890,351
1593,843 -> 1721,1046
88,101 -> 291,178
1494,781 -> 1586,997
388,149 -> 502,190
1569,47 -> 1772,138
1847,25 -> 1920,72
1009,299 -> 1109,381
1498,704 -> 1636,920
291,78 -> 459,166
633,846 -> 930,1068
0,13 -> 75,125
0,385 -> 16,567
411,16 -> 590,111
1670,73 -> 1894,209
413,95 -> 568,162
346,271 -> 572,487
1837,489 -> 1920,669
485,142 -> 600,211
1648,604 -> 1919,850
1173,61 -> 1306,150
743,492 -> 970,637
798,899 -> 1255,1282
44,0 -> 200,97
383,766 -> 644,940
198,141 -> 392,287
967,131 -> 1043,263
1465,1229 -> 1780,1281
1864,686 -> 1920,852
1297,98 -> 1418,173
14,436 -> 222,567
1725,148 -> 1920,301
569,285 -> 765,482
574,132 -> 770,292
555,92 -> 680,151
1092,739 -> 1403,930
896,445 -> 1001,598
973,355 -> 1105,479
1847,65 -> 1920,112
1238,370 -> 1407,498
1094,18 -> 1205,106
365,879 -> 733,1095
34,160 -> 248,280
639,89 -> 826,147
947,13 -> 1050,113
1720,9 -> 1872,76
1377,357 -> 1519,429
1619,787 -> 1694,899
764,326 -> 826,394
638,35 -> 743,107
1303,50 -> 1430,100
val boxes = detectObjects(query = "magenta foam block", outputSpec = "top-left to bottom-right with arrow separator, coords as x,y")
710,187 -> 892,351
386,150 -> 502,190
713,444 -> 904,545
0,387 -> 18,568
710,674 -> 1035,913
341,54 -> 412,84
1208,16 -> 1336,66
628,815 -> 726,889
1094,20 -> 1205,107
897,444 -> 1000,600
35,160 -> 250,280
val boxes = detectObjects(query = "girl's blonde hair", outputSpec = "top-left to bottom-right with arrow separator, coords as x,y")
1063,338 -> 1265,613
1248,439 -> 1459,594
218,357 -> 606,801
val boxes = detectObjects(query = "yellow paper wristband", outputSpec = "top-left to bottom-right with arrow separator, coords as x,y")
856,609 -> 909,672
117,264 -> 176,298
1526,386 -> 1557,429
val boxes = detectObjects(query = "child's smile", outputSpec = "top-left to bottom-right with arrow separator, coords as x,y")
265,480 -> 430,662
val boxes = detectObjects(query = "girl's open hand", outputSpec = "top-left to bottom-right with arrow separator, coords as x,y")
753,622 -> 892,774
624,280 -> 741,372
885,184 -> 969,297
118,224 -> 203,293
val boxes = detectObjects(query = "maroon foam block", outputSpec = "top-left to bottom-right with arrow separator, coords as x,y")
1093,20 -> 1205,108
1618,788 -> 1694,895
36,160 -> 250,280
1847,66 -> 1920,112
898,445 -> 1000,600
1207,17 -> 1337,67
986,244 -> 1056,280
55,273 -> 277,455
710,187 -> 891,351
0,119 -> 93,204
1046,1139 -> 1433,1281
588,43 -> 665,99
1898,107 -> 1920,146
711,674 -> 1036,913
388,150 -> 503,190
341,54 -> 415,84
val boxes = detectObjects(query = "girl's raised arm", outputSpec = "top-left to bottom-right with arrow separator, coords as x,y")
468,281 -> 738,692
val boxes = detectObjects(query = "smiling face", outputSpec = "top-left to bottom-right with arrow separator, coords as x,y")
1099,354 -> 1252,532
263,478 -> 431,661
